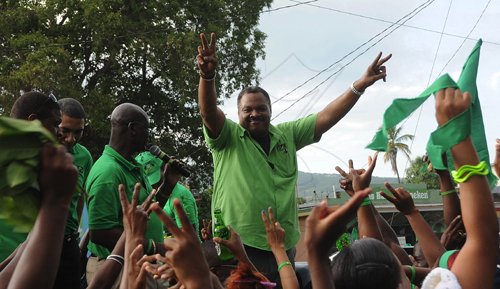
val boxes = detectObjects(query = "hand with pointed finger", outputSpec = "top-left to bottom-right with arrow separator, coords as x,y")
152,200 -> 212,289
125,244 -> 149,289
261,207 -> 286,252
336,153 -> 378,193
435,87 -> 471,126
354,52 -> 392,91
197,32 -> 217,79
304,188 -> 371,258
380,182 -> 417,215
119,183 -> 149,243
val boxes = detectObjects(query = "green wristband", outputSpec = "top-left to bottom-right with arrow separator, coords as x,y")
451,161 -> 489,183
440,189 -> 456,196
405,265 -> 416,283
278,261 -> 292,271
360,198 -> 372,207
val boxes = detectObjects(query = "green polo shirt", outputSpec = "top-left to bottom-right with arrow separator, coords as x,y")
204,114 -> 318,250
163,183 -> 199,239
86,145 -> 163,259
65,143 -> 93,235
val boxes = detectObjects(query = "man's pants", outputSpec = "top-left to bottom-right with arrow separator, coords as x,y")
52,233 -> 80,289
244,245 -> 296,289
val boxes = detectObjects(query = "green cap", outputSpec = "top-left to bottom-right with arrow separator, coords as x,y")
135,151 -> 163,185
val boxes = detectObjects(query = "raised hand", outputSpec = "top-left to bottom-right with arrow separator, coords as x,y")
335,152 -> 378,193
435,87 -> 471,126
123,244 -> 149,289
152,200 -> 212,289
440,215 -> 466,250
213,225 -> 249,264
261,207 -> 285,252
201,219 -> 212,241
380,183 -> 417,215
39,143 -> 78,207
354,52 -> 392,91
304,188 -> 371,258
197,33 -> 217,79
119,183 -> 149,241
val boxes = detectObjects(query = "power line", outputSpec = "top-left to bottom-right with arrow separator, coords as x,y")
437,0 -> 493,75
403,0 -> 454,179
291,0 -> 500,47
271,0 -> 435,106
263,0 -> 318,13
272,0 -> 436,120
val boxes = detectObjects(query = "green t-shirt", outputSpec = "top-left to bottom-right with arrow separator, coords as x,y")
65,143 -> 93,235
86,145 -> 163,259
163,183 -> 199,239
204,115 -> 317,250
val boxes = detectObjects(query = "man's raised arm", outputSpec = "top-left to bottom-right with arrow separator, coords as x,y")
314,52 -> 391,139
197,32 -> 225,139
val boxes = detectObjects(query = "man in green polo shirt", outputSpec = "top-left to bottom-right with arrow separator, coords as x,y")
136,151 -> 200,239
0,92 -> 61,263
85,103 -> 164,288
55,98 -> 93,289
196,32 -> 391,283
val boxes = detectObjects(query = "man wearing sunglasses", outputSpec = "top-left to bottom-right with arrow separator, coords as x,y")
85,103 -> 164,289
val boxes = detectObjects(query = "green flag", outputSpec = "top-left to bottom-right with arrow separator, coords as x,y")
366,39 -> 497,188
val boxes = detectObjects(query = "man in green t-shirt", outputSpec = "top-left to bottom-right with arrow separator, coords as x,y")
54,98 -> 93,289
196,32 -> 391,283
0,92 -> 61,264
136,151 -> 200,239
85,103 -> 165,288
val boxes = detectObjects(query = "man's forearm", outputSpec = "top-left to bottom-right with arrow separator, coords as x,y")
90,228 -> 123,252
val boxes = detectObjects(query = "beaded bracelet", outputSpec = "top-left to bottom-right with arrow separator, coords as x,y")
350,82 -> 364,96
278,261 -> 292,272
451,161 -> 489,183
440,189 -> 457,196
106,254 -> 124,266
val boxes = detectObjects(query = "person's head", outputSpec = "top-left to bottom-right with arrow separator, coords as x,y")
57,98 -> 86,150
331,238 -> 402,289
226,262 -> 275,289
237,86 -> 272,139
10,91 -> 61,137
110,103 -> 149,156
413,241 -> 428,267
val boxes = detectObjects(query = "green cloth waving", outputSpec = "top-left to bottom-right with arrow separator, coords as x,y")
367,39 -> 497,188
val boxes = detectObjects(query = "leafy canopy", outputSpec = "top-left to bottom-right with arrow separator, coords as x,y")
0,0 -> 272,189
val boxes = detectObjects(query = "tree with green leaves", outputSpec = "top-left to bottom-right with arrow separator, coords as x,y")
0,0 -> 272,189
404,155 -> 440,189
383,126 -> 413,183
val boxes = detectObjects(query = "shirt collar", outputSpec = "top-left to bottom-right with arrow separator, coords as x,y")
103,145 -> 142,172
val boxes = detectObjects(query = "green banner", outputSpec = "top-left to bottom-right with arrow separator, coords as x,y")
366,39 -> 497,188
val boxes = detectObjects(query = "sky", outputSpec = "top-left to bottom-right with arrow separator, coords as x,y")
220,0 -> 499,178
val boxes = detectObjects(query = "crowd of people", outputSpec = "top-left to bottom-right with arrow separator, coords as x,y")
0,31 -> 499,289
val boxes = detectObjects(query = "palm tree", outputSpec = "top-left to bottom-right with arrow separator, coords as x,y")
384,126 -> 414,183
